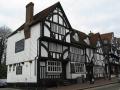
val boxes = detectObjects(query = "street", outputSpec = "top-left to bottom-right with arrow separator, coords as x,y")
0,83 -> 120,90
86,83 -> 120,90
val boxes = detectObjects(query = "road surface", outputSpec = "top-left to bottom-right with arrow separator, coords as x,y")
85,83 -> 120,90
0,83 -> 120,90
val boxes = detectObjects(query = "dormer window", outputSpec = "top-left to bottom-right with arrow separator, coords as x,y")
84,38 -> 90,45
73,33 -> 79,42
96,41 -> 100,47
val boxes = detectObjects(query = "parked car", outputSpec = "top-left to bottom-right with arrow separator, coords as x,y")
0,79 -> 7,88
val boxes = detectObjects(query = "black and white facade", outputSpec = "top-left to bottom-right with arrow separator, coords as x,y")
7,2 -> 119,86
6,2 -> 86,85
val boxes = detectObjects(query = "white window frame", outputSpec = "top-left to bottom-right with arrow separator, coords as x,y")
71,62 -> 85,73
47,61 -> 62,73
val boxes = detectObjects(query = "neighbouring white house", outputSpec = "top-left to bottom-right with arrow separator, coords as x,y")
6,2 -> 87,86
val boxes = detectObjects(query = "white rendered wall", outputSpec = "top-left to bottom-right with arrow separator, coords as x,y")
7,61 -> 37,83
44,26 -> 50,37
71,73 -> 86,79
86,48 -> 93,62
7,23 -> 40,83
6,23 -> 40,65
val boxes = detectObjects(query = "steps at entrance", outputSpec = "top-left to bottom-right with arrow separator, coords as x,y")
63,80 -> 71,86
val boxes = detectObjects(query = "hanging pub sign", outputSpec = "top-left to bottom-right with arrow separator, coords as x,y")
16,66 -> 22,75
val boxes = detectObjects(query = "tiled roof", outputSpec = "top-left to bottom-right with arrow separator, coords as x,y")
8,2 -> 71,37
100,32 -> 113,42
71,29 -> 88,47
89,33 -> 101,47
79,31 -> 88,40
78,31 -> 89,46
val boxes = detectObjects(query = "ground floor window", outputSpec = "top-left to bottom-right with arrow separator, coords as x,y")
47,61 -> 62,73
71,62 -> 85,73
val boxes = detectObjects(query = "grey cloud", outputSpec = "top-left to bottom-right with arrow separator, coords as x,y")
0,0 -> 120,37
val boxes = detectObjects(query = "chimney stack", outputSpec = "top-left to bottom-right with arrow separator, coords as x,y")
26,2 -> 34,23
24,2 -> 34,39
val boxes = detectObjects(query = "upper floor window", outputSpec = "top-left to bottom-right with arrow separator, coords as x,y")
104,40 -> 108,44
49,43 -> 62,53
96,41 -> 100,47
15,39 -> 24,53
73,33 -> 79,42
71,47 -> 83,55
51,23 -> 65,35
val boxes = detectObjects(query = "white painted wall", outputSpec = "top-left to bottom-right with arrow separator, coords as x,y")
71,73 -> 86,79
66,34 -> 70,43
30,23 -> 40,60
6,23 -> 40,83
44,26 -> 50,37
86,48 -> 93,61
41,46 -> 48,57
6,23 -> 40,64
63,51 -> 68,59
7,61 -> 37,83
66,29 -> 70,43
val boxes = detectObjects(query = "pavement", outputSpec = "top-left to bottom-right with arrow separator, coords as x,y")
48,78 -> 118,90
0,78 -> 118,90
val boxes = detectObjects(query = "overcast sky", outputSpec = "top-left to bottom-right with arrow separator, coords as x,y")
0,0 -> 120,37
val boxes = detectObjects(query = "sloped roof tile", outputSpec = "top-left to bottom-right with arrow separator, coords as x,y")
8,2 -> 71,37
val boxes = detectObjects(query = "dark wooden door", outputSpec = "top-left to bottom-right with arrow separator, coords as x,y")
62,61 -> 68,79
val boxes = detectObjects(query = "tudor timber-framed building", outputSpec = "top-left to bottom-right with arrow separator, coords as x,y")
6,2 -> 87,86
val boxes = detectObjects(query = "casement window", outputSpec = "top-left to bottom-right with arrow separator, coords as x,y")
73,33 -> 79,41
51,23 -> 65,35
71,62 -> 85,73
70,47 -> 83,62
71,53 -> 80,61
15,39 -> 24,53
59,16 -> 63,25
49,43 -> 62,53
16,65 -> 22,75
104,40 -> 108,44
71,47 -> 82,54
89,49 -> 92,56
47,61 -> 62,73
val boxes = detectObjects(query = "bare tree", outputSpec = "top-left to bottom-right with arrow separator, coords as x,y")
0,25 -> 12,64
